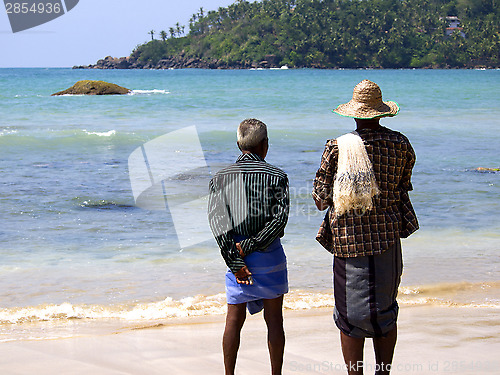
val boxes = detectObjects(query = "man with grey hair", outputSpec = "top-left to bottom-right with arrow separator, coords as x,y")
208,118 -> 289,375
236,117 -> 268,150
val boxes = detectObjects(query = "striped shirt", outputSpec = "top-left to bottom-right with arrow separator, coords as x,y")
208,153 -> 289,273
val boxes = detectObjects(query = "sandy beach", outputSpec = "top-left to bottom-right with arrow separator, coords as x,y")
1,305 -> 499,374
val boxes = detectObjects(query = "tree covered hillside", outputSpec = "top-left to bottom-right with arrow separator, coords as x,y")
123,0 -> 500,68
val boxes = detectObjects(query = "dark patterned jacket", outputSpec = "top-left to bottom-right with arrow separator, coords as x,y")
312,126 -> 418,257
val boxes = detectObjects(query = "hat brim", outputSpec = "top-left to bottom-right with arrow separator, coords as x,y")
333,100 -> 400,119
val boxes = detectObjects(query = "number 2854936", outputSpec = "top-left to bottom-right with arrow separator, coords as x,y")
5,2 -> 62,14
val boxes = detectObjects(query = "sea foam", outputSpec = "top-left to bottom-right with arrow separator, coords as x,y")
84,129 -> 116,137
1,282 -> 498,326
129,89 -> 170,95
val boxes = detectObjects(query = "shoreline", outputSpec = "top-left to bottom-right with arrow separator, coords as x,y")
72,60 -> 499,70
1,305 -> 499,374
1,281 -> 498,329
1,66 -> 499,70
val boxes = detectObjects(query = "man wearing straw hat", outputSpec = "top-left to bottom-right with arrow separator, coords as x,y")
312,80 -> 418,375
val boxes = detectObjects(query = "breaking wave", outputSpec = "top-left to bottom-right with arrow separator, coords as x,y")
129,89 -> 170,95
1,282 -> 498,326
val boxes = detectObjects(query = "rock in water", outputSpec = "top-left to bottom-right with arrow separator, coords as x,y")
52,80 -> 131,96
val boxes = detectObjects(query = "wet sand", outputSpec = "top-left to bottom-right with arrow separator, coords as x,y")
1,306 -> 499,374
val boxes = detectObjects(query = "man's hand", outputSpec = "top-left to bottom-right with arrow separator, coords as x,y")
235,242 -> 245,258
234,265 -> 253,285
313,195 -> 329,211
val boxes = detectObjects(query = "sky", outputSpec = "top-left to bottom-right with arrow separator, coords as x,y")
0,0 -> 236,67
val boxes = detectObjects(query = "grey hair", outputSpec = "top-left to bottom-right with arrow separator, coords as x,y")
237,118 -> 268,150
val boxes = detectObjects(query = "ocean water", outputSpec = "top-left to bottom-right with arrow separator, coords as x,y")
0,68 -> 499,341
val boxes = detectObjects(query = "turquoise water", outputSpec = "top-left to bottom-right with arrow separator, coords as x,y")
0,68 -> 499,332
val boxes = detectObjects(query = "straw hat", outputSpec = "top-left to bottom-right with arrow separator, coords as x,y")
333,80 -> 399,119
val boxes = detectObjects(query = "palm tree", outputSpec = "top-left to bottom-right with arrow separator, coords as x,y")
169,27 -> 175,39
160,30 -> 167,41
189,14 -> 197,27
149,30 -> 155,41
175,22 -> 181,37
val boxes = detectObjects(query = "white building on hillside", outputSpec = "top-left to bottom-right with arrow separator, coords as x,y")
445,16 -> 466,38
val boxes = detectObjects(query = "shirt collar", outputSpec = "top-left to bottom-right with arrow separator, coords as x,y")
357,125 -> 388,134
236,153 -> 265,163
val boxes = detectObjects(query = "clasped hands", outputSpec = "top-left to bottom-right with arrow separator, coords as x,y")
234,242 -> 253,285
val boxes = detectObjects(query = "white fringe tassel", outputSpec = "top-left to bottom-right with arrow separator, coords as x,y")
333,132 -> 380,217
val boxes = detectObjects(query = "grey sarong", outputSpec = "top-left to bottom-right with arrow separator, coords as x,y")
333,239 -> 402,338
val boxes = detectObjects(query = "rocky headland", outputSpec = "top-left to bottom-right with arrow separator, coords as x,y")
73,53 -> 283,70
72,0 -> 498,70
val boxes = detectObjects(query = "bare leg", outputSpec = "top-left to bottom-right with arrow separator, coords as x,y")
373,325 -> 397,375
223,303 -> 247,375
263,295 -> 285,375
340,332 -> 365,375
